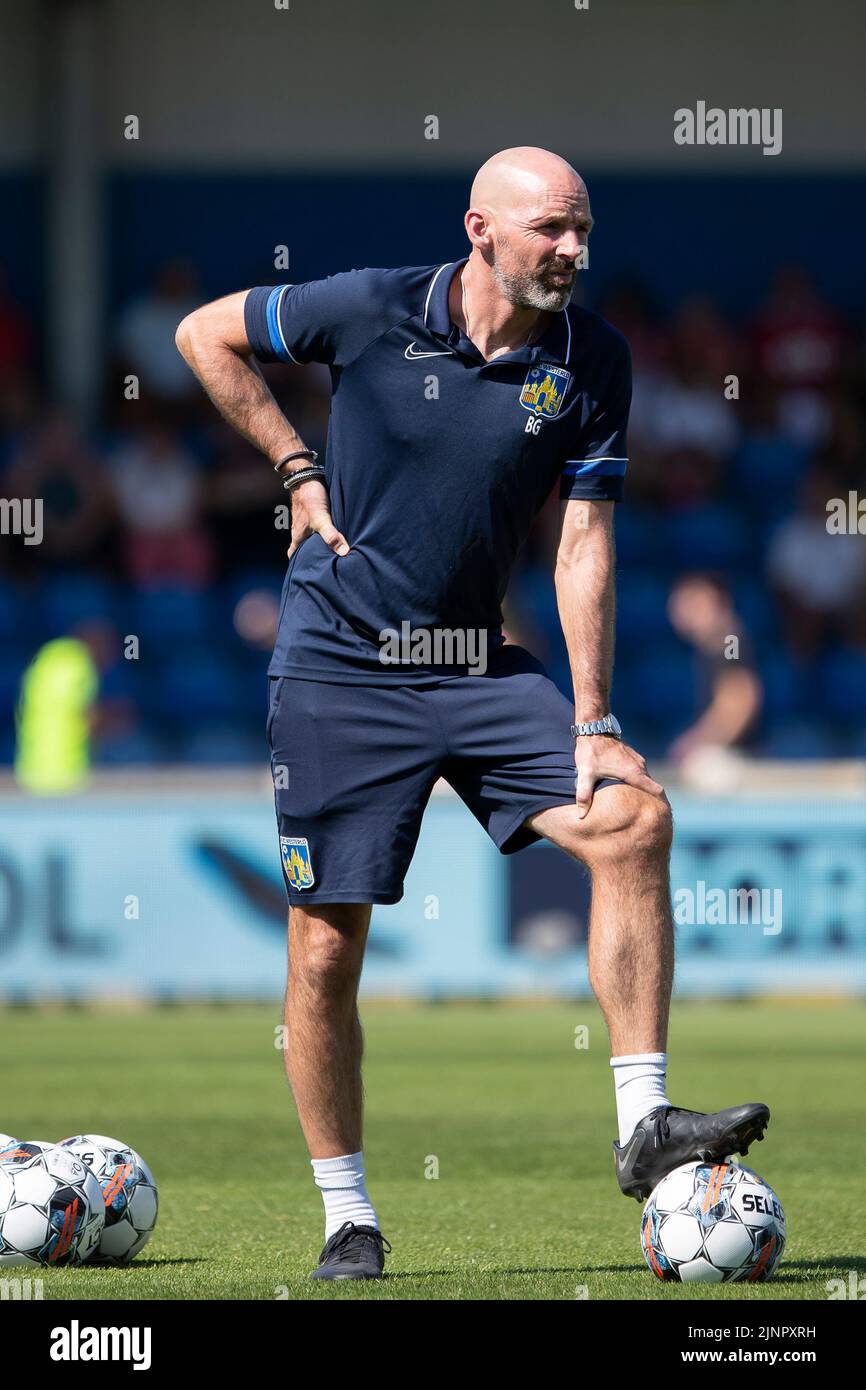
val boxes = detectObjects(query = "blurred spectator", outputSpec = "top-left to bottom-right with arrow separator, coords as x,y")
620,297 -> 741,509
820,394 -> 866,487
206,431 -> 285,577
14,622 -> 126,794
766,463 -> 866,657
116,260 -> 200,403
750,266 -> 848,449
2,255 -> 864,766
233,587 -> 279,651
3,412 -> 116,574
670,295 -> 742,387
666,573 -> 763,763
0,368 -> 41,441
600,277 -> 669,373
112,424 -> 214,587
645,376 -> 739,464
0,268 -> 39,443
731,383 -> 810,521
751,265 -> 847,391
0,269 -> 33,380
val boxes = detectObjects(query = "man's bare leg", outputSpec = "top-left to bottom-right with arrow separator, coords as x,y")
283,901 -> 371,1157
527,785 -> 674,1055
526,786 -> 768,1197
283,900 -> 389,1276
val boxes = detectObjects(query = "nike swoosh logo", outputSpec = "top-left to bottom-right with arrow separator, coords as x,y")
615,1129 -> 646,1170
404,342 -> 454,359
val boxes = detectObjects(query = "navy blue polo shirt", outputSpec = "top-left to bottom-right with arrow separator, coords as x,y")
245,260 -> 630,682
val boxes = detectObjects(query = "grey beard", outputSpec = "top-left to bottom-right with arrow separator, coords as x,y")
492,259 -> 574,312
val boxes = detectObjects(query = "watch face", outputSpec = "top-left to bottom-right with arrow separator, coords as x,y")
609,714 -> 622,737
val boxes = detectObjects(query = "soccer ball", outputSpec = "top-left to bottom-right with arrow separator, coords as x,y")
641,1159 -> 785,1283
60,1134 -> 158,1264
0,1139 -> 55,1167
0,1144 -> 105,1266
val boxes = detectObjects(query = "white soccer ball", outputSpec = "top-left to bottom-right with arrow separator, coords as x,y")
0,1139 -> 55,1168
641,1159 -> 786,1283
59,1134 -> 158,1264
0,1144 -> 105,1266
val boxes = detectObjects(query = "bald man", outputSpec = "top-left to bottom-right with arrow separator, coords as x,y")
177,147 -> 769,1280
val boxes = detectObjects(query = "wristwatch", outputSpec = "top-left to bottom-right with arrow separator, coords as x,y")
571,713 -> 622,740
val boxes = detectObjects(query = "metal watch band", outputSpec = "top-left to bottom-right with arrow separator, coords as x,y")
570,713 -> 622,739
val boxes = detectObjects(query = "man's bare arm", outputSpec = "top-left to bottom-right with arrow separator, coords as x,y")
556,498 -> 663,814
175,292 -> 349,557
555,498 -> 616,720
175,292 -> 305,463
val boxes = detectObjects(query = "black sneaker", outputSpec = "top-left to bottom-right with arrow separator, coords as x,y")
614,1102 -> 770,1201
310,1222 -> 391,1280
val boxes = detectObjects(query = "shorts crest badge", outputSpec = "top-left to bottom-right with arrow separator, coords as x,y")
280,836 -> 315,890
519,363 -> 571,418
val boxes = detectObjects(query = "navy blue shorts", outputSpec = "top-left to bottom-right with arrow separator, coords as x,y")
268,644 -> 611,905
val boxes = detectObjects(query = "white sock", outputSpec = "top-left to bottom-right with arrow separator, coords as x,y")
311,1151 -> 379,1241
610,1053 -> 672,1146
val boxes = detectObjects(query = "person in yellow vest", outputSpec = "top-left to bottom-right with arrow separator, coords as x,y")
15,624 -> 112,794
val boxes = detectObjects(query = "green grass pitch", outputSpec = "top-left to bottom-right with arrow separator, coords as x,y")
1,1000 -> 863,1300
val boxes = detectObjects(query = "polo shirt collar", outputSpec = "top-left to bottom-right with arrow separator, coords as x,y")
423,258 -> 572,366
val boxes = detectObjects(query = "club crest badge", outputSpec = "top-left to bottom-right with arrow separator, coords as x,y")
519,363 -> 571,418
280,836 -> 315,890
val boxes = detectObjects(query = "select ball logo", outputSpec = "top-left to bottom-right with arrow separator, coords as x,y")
741,1190 -> 784,1220
641,1160 -> 786,1283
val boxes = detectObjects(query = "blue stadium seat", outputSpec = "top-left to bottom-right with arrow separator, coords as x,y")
732,577 -> 778,641
612,507 -> 664,568
0,647 -> 28,720
131,588 -> 216,645
625,642 -> 699,721
817,647 -> 866,721
221,572 -> 283,608
663,506 -> 753,571
511,565 -> 560,632
153,649 -> 246,722
40,574 -> 115,635
616,571 -> 672,642
731,433 -> 809,520
842,724 -> 866,757
0,587 -> 25,642
757,650 -> 808,720
758,718 -> 833,759
0,726 -> 14,765
94,728 -> 166,765
181,723 -> 266,764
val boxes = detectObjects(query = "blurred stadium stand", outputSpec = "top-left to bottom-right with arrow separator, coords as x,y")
2,0 -> 865,770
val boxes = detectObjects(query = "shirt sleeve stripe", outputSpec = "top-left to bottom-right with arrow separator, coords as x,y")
562,457 -> 628,477
266,285 -> 299,363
